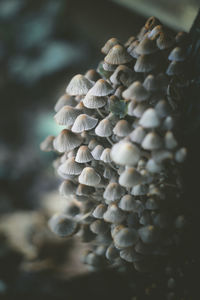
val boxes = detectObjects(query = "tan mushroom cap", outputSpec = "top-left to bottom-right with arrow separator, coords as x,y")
113,120 -> 132,137
113,227 -> 139,249
95,118 -> 113,137
104,44 -> 133,65
66,74 -> 93,96
59,180 -> 77,197
101,37 -> 120,55
103,182 -> 125,204
103,204 -> 126,224
135,36 -> 158,55
134,54 -> 158,73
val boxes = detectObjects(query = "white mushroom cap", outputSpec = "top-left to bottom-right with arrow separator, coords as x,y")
92,204 -> 107,219
105,244 -> 119,261
119,167 -> 144,188
131,184 -> 148,196
122,81 -> 149,101
139,108 -> 160,128
111,141 -> 141,166
95,118 -> 113,137
83,94 -> 107,109
88,79 -> 113,97
175,147 -> 187,163
113,120 -> 132,137
54,94 -> 76,112
113,227 -> 139,249
135,37 -> 158,55
75,145 -> 93,163
134,54 -> 157,73
48,214 -> 78,237
78,167 -> 101,186
71,114 -> 98,133
164,131 -> 178,149
120,248 -> 142,262
54,106 -> 80,127
168,47 -> 186,61
141,132 -> 163,150
163,116 -> 174,130
138,225 -> 160,244
103,204 -> 126,224
133,103 -> 148,118
59,180 -> 77,197
53,129 -> 83,153
58,157 -> 84,175
100,148 -> 112,163
88,139 -> 99,150
129,126 -> 146,144
155,100 -> 171,118
91,145 -> 104,160
90,220 -> 108,234
101,37 -> 120,55
103,182 -> 125,204
40,135 -> 55,152
146,159 -> 162,173
104,44 -> 133,65
66,74 -> 93,96
118,194 -> 137,211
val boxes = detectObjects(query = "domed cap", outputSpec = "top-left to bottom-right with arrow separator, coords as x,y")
83,94 -> 107,109
100,148 -> 112,163
103,182 -> 126,204
49,214 -> 78,237
110,65 -> 135,86
59,180 -> 77,197
101,37 -> 120,54
95,118 -> 113,137
113,120 -> 132,137
76,184 -> 95,196
166,61 -> 183,76
58,157 -> 84,175
90,219 -> 109,234
120,248 -> 142,263
88,79 -> 113,96
91,145 -> 104,160
175,147 -> 187,163
143,74 -> 158,91
135,37 -> 158,55
75,145 -> 93,163
127,40 -> 140,58
92,204 -> 107,219
133,103 -> 148,118
139,108 -> 160,128
71,114 -> 98,133
111,141 -> 141,166
164,131 -> 178,149
122,81 -> 149,102
138,225 -> 160,244
54,106 -> 80,127
79,167 -> 101,186
53,129 -> 83,153
54,94 -> 76,112
103,204 -> 126,224
156,32 -> 174,50
105,44 -> 133,65
119,167 -> 144,188
131,184 -> 148,196
113,227 -> 139,249
142,132 -> 163,150
105,244 -> 119,261
124,36 -> 136,48
66,74 -> 93,96
146,159 -> 162,173
88,139 -> 99,150
84,69 -> 100,81
118,194 -> 137,211
168,47 -> 186,61
129,126 -> 146,144
148,25 -> 163,39
40,135 -> 55,152
134,54 -> 158,73
155,100 -> 171,118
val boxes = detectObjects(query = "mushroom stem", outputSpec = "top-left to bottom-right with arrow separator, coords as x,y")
106,136 -> 114,145
97,108 -> 105,118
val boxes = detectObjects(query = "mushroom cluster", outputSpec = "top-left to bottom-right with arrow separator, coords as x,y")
41,17 -> 189,273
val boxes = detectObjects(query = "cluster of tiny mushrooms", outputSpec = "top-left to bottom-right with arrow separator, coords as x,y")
41,16 -> 188,273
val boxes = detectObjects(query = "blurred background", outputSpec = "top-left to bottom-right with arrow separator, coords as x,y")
0,0 -> 199,299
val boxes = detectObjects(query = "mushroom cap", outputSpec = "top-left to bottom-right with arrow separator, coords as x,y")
141,132 -> 163,150
119,167 -> 144,188
155,99 -> 171,118
139,108 -> 160,128
166,61 -> 183,76
59,180 -> 77,197
90,220 -> 109,234
83,94 -> 107,109
103,204 -> 126,224
133,103 -> 148,118
88,79 -> 113,97
164,131 -> 178,149
92,204 -> 107,219
53,129 -> 83,153
105,244 -> 119,261
168,47 -> 186,61
175,147 -> 187,163
71,114 -> 98,133
134,54 -> 158,73
78,167 -> 101,186
120,248 -> 142,263
143,74 -> 158,91
101,37 -> 120,54
138,225 -> 160,244
129,126 -> 146,144
105,44 -> 133,65
146,159 -> 162,173
111,141 -> 141,166
40,135 -> 55,152
103,182 -> 126,204
54,105 -> 80,127
54,94 -> 76,112
100,148 -> 112,163
58,157 -> 84,175
118,194 -> 137,212
95,118 -> 113,137
85,69 -> 100,81
66,74 -> 93,96
49,214 -> 78,237
75,145 -> 93,163
131,184 -> 148,196
135,37 -> 158,55
113,120 -> 132,137
91,145 -> 104,160
113,227 -> 139,249
122,81 -> 149,102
